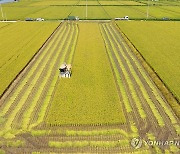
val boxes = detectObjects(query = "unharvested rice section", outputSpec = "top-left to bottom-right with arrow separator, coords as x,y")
46,23 -> 126,126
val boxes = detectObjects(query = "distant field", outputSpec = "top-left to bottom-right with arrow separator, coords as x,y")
160,6 -> 180,14
133,6 -> 180,19
104,6 -> 147,19
105,5 -> 180,19
141,0 -> 180,6
70,6 -> 109,19
28,6 -> 73,20
99,1 -> 122,5
46,23 -> 125,125
0,6 -> 45,20
78,1 -> 99,5
1,1 -> 35,7
118,1 -> 144,5
116,21 -> 180,100
0,0 -> 180,20
1,0 -> 180,20
30,0 -> 78,6
0,22 -> 59,96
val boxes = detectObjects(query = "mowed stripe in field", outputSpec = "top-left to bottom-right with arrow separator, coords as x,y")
46,23 -> 125,126
100,23 -> 179,136
0,22 -> 78,132
29,23 -> 79,129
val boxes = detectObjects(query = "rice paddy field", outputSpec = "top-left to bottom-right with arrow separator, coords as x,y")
0,0 -> 180,20
0,22 -> 59,96
0,0 -> 179,153
116,21 -> 180,101
0,20 -> 179,153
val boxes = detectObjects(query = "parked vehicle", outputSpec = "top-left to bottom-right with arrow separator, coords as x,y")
66,16 -> 79,21
162,17 -> 169,21
115,16 -> 129,20
25,18 -> 34,21
36,18 -> 44,21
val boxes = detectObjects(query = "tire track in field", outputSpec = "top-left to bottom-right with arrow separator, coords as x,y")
100,23 -> 180,142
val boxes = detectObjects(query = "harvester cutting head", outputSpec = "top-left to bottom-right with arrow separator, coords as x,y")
59,63 -> 72,78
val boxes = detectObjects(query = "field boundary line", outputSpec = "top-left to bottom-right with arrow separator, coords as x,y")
113,22 -> 180,118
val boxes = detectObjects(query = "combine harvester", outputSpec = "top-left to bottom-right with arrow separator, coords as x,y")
59,63 -> 72,78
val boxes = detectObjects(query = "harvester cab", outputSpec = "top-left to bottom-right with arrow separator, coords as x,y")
59,63 -> 72,78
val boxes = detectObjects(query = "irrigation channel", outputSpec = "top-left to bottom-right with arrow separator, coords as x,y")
0,21 -> 179,153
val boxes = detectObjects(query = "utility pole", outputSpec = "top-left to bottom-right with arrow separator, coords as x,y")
5,12 -> 7,21
146,0 -> 150,20
0,4 -> 4,21
86,0 -> 87,20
